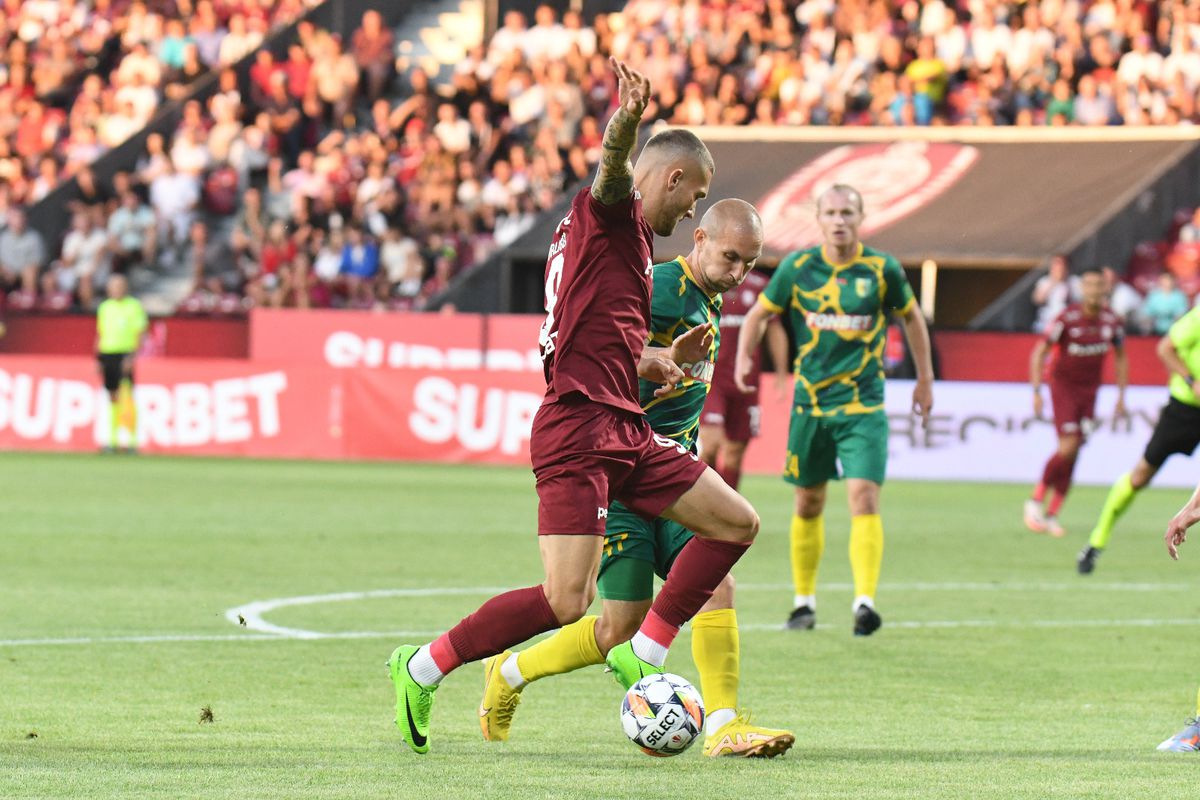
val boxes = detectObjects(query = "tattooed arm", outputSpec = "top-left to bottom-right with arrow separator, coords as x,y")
591,58 -> 651,206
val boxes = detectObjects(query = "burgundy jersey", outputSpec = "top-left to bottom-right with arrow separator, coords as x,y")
712,270 -> 771,392
1045,304 -> 1124,387
538,187 -> 656,415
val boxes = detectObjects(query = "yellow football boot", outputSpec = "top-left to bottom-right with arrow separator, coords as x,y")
703,711 -> 795,758
479,650 -> 522,741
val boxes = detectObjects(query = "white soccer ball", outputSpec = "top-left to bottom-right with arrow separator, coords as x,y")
620,673 -> 705,757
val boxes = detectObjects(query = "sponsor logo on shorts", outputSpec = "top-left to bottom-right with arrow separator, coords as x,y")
806,312 -> 874,332
597,507 -> 608,519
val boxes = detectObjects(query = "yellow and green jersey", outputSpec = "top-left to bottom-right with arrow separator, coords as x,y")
639,256 -> 722,450
96,296 -> 148,355
1167,306 -> 1200,407
759,242 -> 915,415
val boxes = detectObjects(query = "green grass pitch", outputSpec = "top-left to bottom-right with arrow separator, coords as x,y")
2,451 -> 1199,799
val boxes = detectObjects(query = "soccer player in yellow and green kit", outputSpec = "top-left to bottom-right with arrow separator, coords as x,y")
478,199 -> 794,758
95,274 -> 147,452
1077,305 -> 1200,574
736,184 -> 934,635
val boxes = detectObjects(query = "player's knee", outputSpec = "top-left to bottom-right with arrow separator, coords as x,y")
729,504 -> 759,543
795,488 -> 825,518
1131,463 -> 1154,490
544,585 -> 594,625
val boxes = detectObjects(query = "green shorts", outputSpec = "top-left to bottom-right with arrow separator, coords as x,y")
596,500 -> 693,602
784,408 -> 888,487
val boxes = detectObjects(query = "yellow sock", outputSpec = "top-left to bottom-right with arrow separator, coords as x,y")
515,615 -> 603,683
691,608 -> 738,720
119,379 -> 138,446
790,515 -> 824,600
849,514 -> 884,602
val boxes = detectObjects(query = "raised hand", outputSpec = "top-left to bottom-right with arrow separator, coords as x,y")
611,57 -> 651,120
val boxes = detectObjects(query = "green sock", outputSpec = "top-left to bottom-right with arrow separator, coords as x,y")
1089,473 -> 1137,549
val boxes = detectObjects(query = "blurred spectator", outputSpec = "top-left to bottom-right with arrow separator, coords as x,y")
1032,255 -> 1074,332
1180,209 -> 1200,244
339,226 -> 379,309
47,209 -> 109,309
380,226 -> 424,299
1074,75 -> 1117,126
1102,266 -> 1144,322
149,159 -> 200,253
352,10 -> 395,103
187,220 -> 241,295
1141,273 -> 1190,335
0,208 -> 47,298
107,190 -> 157,274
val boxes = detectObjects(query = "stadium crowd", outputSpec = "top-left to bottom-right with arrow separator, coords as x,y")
0,0 -> 1198,316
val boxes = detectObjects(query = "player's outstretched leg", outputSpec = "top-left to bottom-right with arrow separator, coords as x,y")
387,645 -> 437,755
389,580 -> 568,753
691,578 -> 794,758
610,470 -> 758,680
479,616 -> 606,741
1080,472 -> 1140,574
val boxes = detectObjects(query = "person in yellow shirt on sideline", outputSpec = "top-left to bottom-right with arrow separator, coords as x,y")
904,36 -> 948,111
96,274 -> 148,453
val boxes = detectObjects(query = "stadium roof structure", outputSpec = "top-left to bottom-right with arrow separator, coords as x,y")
506,127 -> 1200,270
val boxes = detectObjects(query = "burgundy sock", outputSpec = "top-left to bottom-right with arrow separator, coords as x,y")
1031,481 -> 1047,503
442,585 -> 560,668
1040,453 -> 1064,492
1046,491 -> 1066,517
1053,456 -> 1077,499
647,537 -> 751,636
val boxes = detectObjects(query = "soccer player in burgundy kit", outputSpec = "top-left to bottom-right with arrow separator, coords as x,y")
699,272 -> 789,490
387,59 -> 760,754
1025,267 -> 1128,538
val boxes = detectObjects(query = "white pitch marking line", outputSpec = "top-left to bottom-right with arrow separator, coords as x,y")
4,618 -> 1200,649
225,586 -> 516,639
2,581 -> 1195,648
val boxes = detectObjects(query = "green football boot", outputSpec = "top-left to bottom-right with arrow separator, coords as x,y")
387,645 -> 437,754
604,641 -> 663,691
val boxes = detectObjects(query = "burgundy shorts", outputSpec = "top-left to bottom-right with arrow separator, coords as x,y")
1050,381 -> 1099,438
530,394 -> 709,535
700,383 -> 761,442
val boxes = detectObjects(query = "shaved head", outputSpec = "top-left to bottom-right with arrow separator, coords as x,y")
698,198 -> 762,240
640,128 -> 715,174
633,128 -> 715,236
689,198 -> 764,296
816,183 -> 863,214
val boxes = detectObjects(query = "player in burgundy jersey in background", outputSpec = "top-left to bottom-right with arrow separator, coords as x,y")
387,59 -> 763,755
699,272 -> 790,490
1025,267 -> 1128,537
